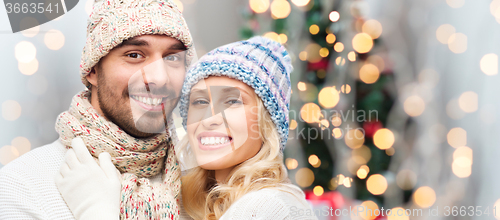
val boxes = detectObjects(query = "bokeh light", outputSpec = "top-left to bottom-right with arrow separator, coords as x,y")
413,186 -> 436,208
341,84 -> 351,94
362,19 -> 383,39
295,168 -> 314,187
263,32 -> 280,43
286,158 -> 298,170
300,103 -> 321,123
15,41 -> 36,63
334,42 -> 344,52
2,100 -> 22,121
387,207 -> 410,220
305,43 -> 322,63
448,33 -> 467,54
447,127 -> 467,148
308,154 -> 321,168
360,200 -> 379,220
44,29 -> 65,50
352,145 -> 371,164
270,0 -> 291,19
436,24 -> 456,44
309,24 -> 320,35
345,129 -> 365,149
359,63 -> 380,84
357,165 -> 370,179
458,91 -> 478,113
374,128 -> 395,150
404,95 -> 425,117
20,17 -> 40,37
18,58 -> 39,76
348,51 -> 356,61
319,47 -> 329,57
446,0 -> 465,8
326,33 -> 336,44
289,119 -> 297,130
352,33 -> 373,53
480,53 -> 498,76
313,185 -> 324,196
332,128 -> 342,139
249,0 -> 270,13
318,87 -> 340,108
367,174 -> 388,195
329,11 -> 340,22
291,0 -> 310,7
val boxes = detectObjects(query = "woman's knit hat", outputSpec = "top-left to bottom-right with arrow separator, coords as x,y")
179,36 -> 293,150
80,0 -> 194,88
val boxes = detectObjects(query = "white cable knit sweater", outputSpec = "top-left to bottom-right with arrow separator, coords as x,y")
0,140 -> 192,220
219,187 -> 318,220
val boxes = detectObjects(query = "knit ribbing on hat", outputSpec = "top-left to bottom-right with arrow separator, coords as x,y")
80,0 -> 194,88
179,36 -> 293,150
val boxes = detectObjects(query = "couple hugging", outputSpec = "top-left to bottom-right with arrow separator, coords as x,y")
0,0 -> 317,219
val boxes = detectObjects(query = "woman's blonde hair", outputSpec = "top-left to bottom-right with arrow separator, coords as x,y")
180,97 -> 292,220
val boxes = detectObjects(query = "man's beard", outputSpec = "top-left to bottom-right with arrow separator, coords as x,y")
96,70 -> 179,138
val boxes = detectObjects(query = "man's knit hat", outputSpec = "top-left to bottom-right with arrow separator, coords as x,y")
80,0 -> 194,88
179,36 -> 293,150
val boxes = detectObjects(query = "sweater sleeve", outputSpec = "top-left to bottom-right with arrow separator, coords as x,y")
0,170 -> 46,220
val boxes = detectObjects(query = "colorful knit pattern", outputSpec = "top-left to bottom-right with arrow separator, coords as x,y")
179,36 -> 293,150
80,0 -> 195,88
56,90 -> 181,220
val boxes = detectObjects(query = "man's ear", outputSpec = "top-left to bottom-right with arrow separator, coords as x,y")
86,66 -> 98,87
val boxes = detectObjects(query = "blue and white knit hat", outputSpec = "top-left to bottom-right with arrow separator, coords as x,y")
179,36 -> 293,150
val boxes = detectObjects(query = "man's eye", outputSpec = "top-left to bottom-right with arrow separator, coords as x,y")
164,54 -> 181,62
127,53 -> 144,59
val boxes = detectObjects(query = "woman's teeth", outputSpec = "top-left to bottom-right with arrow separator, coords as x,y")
201,137 -> 230,145
131,95 -> 163,106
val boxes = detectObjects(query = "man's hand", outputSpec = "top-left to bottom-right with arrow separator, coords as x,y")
55,137 -> 121,220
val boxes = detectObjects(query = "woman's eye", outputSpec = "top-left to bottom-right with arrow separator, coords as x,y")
192,99 -> 210,105
226,99 -> 242,105
127,53 -> 144,59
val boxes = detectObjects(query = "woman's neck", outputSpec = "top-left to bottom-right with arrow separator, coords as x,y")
215,166 -> 234,183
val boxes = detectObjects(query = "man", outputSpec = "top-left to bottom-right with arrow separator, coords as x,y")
0,0 -> 194,219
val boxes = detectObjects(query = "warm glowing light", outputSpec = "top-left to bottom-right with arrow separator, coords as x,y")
387,207 -> 410,220
2,100 -> 22,121
448,33 -> 467,54
359,63 -> 380,84
318,87 -> 340,108
458,91 -> 478,113
270,0 -> 291,19
347,51 -> 356,62
452,158 -> 472,178
308,154 -> 321,168
352,33 -> 373,53
305,43 -> 322,63
373,128 -> 395,150
414,186 -> 436,208
172,0 -> 183,12
263,32 -> 280,43
15,41 -> 36,63
352,145 -> 371,164
396,169 -> 417,190
491,0 -> 500,19
11,137 -> 31,156
335,57 -> 346,66
357,165 -> 369,179
367,174 -> 387,195
44,29 -> 65,50
297,82 -> 307,91
286,158 -> 298,169
300,103 -> 321,123
249,0 -> 270,13
360,200 -> 379,220
345,129 -> 365,149
386,148 -> 395,156
295,168 -> 314,187
362,19 -> 383,39
447,127 -> 467,148
341,84 -> 351,94
367,55 -> 385,72
446,0 -> 465,8
320,119 -> 329,130
343,177 -> 352,188
309,24 -> 320,35
291,0 -> 310,7
299,51 -> 308,61
313,185 -> 324,196
332,128 -> 342,139
334,42 -> 344,52
480,53 -> 498,76
331,116 -> 341,127
18,58 -> 39,76
0,145 -> 19,165
278,33 -> 288,44
326,33 -> 336,44
20,17 -> 40,37
404,95 -> 425,117
436,24 -> 456,44
453,146 -> 473,162
329,11 -> 340,22
289,119 -> 298,130
319,48 -> 329,57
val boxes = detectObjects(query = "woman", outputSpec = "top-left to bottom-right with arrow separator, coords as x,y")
56,36 -> 317,219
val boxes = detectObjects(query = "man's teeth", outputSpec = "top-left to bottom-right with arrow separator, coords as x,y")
200,137 -> 230,145
132,95 -> 163,106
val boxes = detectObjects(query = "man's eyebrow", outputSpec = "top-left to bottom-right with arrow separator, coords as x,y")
170,42 -> 187,51
115,39 -> 149,49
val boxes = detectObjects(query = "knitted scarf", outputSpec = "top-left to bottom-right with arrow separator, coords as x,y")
55,90 -> 181,220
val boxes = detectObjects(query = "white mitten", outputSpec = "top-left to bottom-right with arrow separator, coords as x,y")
55,137 -> 121,220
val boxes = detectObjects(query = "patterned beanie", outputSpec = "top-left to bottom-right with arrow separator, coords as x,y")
80,0 -> 194,88
179,36 -> 293,150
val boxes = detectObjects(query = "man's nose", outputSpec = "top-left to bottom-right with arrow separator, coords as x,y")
142,58 -> 170,87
